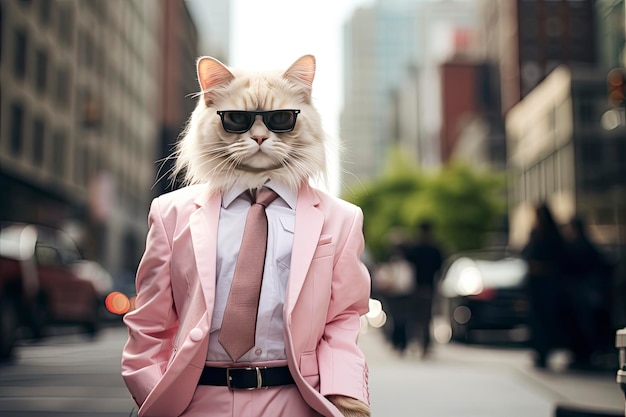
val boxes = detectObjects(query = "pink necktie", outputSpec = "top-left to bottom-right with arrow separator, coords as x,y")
219,187 -> 278,362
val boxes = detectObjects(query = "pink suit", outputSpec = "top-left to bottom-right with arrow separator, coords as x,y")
121,181 -> 371,417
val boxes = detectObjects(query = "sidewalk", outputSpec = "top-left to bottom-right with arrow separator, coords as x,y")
358,327 -> 624,416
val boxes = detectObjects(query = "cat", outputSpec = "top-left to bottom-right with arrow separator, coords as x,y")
118,54 -> 371,417
175,55 -> 370,417
172,55 -> 328,195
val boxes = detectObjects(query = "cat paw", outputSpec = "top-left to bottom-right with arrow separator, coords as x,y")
326,395 -> 371,417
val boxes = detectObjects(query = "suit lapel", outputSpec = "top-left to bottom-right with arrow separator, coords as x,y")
286,182 -> 324,314
189,189 -> 221,318
187,183 -> 324,323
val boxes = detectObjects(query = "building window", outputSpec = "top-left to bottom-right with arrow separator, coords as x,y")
10,103 -> 24,156
78,31 -> 95,69
55,67 -> 70,107
57,5 -> 74,47
38,0 -> 52,27
52,131 -> 66,177
35,49 -> 48,94
32,117 -> 45,167
14,29 -> 27,80
74,145 -> 87,187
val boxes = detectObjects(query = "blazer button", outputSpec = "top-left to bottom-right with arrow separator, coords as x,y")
189,328 -> 204,342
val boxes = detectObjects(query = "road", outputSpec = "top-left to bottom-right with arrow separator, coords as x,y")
0,324 -> 623,417
0,326 -> 135,417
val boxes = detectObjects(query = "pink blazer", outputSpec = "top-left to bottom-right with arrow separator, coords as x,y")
121,181 -> 371,417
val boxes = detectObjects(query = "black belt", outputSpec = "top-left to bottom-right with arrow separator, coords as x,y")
198,366 -> 295,390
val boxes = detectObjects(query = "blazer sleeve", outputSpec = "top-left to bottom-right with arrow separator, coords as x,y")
317,205 -> 371,405
121,197 -> 179,406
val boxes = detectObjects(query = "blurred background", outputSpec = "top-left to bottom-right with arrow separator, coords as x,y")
3,0 -> 625,328
1,0 -> 626,414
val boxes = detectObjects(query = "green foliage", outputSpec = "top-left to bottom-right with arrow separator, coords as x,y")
342,148 -> 506,262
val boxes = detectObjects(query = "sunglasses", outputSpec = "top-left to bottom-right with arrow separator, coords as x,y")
216,109 -> 301,134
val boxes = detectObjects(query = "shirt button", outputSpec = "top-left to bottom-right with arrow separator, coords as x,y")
254,348 -> 262,356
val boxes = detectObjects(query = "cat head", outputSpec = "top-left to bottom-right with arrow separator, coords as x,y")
172,55 -> 327,194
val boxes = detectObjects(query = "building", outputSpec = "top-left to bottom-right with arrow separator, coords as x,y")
153,0 -> 199,197
340,5 -> 378,190
506,64 -> 626,332
477,0 -> 597,116
340,0 -> 477,192
498,0 -> 626,248
0,0 -> 199,278
447,61 -> 507,171
185,0 -> 230,62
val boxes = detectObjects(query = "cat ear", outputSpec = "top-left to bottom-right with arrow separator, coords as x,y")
284,55 -> 316,88
197,56 -> 234,106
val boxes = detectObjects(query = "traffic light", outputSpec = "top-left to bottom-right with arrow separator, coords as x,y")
607,67 -> 626,108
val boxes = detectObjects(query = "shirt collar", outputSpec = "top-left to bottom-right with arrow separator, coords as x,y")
221,179 -> 297,210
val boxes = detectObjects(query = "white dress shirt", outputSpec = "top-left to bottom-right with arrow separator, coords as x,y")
207,180 -> 296,362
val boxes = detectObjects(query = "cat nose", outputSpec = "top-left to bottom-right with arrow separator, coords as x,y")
251,135 -> 268,145
250,116 -> 268,145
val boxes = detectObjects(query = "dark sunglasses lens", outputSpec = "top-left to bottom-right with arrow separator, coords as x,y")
266,111 -> 297,132
222,111 -> 252,132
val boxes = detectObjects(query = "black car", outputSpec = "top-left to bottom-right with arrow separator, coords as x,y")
437,248 -> 529,343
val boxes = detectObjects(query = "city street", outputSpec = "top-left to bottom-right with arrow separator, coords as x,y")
0,324 -> 623,417
0,326 -> 135,417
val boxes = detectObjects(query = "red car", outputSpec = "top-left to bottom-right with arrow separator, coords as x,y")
0,222 -> 102,358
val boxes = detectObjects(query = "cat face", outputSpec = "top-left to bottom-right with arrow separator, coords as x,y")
173,55 -> 327,193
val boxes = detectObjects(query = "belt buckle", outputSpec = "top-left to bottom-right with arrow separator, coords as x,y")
226,366 -> 266,390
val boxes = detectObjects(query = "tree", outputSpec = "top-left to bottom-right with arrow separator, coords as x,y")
342,147 -> 506,261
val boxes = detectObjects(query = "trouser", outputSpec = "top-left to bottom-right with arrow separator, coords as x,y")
179,361 -> 321,417
180,384 -> 320,417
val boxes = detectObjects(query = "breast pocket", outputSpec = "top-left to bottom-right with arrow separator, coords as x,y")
312,234 -> 334,260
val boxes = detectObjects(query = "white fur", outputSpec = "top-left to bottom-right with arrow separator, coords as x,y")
172,56 -> 328,194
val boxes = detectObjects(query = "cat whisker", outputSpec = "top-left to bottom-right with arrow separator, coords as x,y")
198,153 -> 239,181
153,164 -> 176,191
339,168 -> 367,197
153,150 -> 183,190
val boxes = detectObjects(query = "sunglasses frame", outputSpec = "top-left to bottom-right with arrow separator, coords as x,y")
216,109 -> 301,134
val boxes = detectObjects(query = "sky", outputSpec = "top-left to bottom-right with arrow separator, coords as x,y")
229,0 -> 372,138
187,0 -> 374,193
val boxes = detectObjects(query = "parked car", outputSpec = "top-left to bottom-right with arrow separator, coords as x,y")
437,248 -> 529,343
0,222 -> 102,358
71,259 -> 114,319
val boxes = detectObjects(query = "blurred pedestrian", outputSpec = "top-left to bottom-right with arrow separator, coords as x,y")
401,220 -> 443,358
373,237 -> 416,354
561,215 -> 614,369
521,203 -> 566,369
